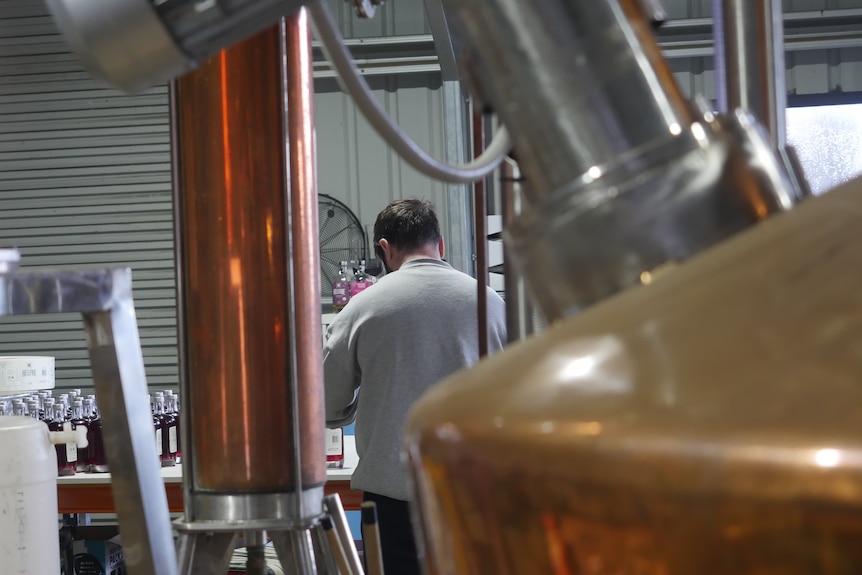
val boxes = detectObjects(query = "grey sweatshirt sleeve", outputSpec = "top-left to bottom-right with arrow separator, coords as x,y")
323,316 -> 361,427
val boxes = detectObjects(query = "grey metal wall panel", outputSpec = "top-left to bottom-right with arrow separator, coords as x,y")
788,48 -> 862,94
672,51 -> 862,100
326,0 -> 433,39
661,0 -> 862,18
314,73 -> 473,273
0,0 -> 177,392
663,0 -> 862,99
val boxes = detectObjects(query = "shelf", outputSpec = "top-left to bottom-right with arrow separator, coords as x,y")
57,437 -> 362,512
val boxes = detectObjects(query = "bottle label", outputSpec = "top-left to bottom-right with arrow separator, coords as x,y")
325,428 -> 343,456
169,426 -> 178,454
349,281 -> 373,298
156,428 -> 163,456
64,421 -> 77,462
332,281 -> 350,308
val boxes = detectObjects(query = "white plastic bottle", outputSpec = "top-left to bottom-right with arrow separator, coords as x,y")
0,417 -> 65,573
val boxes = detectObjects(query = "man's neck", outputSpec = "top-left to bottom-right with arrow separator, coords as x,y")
401,253 -> 440,265
392,244 -> 442,270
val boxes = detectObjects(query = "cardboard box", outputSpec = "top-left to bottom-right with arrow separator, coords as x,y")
66,526 -> 125,575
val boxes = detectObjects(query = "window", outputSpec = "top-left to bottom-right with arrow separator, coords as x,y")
786,102 -> 862,195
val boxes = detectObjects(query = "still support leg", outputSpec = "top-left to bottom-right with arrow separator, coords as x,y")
272,528 -> 320,575
312,522 -> 341,575
245,531 -> 269,575
84,301 -> 178,575
176,531 -> 237,575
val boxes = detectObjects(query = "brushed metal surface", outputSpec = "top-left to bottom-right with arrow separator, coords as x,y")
440,0 -> 696,204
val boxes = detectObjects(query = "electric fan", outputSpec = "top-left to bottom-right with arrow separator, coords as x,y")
318,194 -> 366,299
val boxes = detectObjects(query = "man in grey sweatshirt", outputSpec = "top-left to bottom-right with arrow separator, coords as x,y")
324,199 -> 507,575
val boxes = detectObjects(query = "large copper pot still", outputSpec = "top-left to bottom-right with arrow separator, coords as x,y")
405,0 -> 862,573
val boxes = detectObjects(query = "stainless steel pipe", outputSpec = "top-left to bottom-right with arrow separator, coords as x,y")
500,161 -> 536,343
712,0 -> 810,199
443,0 -> 804,320
713,0 -> 786,148
472,110 -> 489,358
441,0 -> 697,205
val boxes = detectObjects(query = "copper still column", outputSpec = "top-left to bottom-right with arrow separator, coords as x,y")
172,10 -> 325,569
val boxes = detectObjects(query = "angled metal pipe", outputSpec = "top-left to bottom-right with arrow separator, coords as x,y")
441,0 -> 805,320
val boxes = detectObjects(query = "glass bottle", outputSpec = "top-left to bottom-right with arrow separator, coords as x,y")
71,400 -> 89,473
332,260 -> 354,313
349,259 -> 374,298
155,394 -> 176,467
168,391 -> 182,464
42,398 -> 55,422
325,427 -> 344,469
151,394 -> 164,463
37,391 -> 50,412
27,400 -> 39,421
49,404 -> 76,476
68,390 -> 80,416
85,397 -> 108,473
57,394 -> 70,416
12,403 -> 25,417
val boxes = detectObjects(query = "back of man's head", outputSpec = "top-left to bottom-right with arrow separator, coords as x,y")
373,199 -> 441,253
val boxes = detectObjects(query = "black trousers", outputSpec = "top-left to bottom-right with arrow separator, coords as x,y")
362,492 -> 421,575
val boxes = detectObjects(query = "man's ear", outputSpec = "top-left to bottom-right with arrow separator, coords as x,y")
379,238 -> 391,255
438,236 -> 445,259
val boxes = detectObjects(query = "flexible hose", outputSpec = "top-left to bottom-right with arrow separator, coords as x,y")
308,0 -> 511,184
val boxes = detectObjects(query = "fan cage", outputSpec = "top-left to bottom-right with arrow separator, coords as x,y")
318,194 -> 367,300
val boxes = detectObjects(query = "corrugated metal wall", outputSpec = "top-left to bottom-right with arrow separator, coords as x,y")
664,0 -> 862,98
2,0 -> 862,394
662,0 -> 862,19
0,0 -> 176,392
0,0 -> 464,393
327,0 -> 432,37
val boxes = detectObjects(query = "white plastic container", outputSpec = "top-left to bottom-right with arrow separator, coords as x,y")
0,416 -> 61,574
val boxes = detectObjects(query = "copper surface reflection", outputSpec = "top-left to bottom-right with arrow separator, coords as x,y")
407,176 -> 862,573
284,8 -> 326,489
176,27 -> 321,492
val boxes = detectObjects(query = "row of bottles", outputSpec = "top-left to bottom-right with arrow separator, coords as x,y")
150,390 -> 181,467
0,388 -> 184,476
0,389 -> 107,476
3,388 -> 335,474
332,259 -> 377,312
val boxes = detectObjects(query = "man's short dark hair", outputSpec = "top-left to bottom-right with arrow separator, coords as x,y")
373,199 -> 441,253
